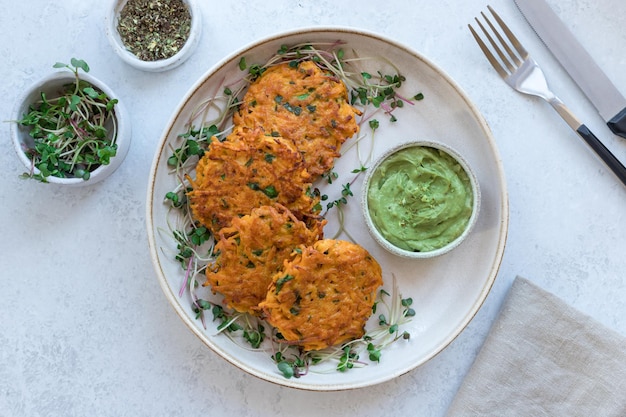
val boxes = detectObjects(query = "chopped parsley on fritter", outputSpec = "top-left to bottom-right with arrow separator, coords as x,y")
234,61 -> 361,176
259,239 -> 383,351
206,204 -> 325,315
188,128 -> 320,234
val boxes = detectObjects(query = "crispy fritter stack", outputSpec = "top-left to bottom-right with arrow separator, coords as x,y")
188,59 -> 382,351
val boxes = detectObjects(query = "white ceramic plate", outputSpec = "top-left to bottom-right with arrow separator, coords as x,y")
147,27 -> 508,391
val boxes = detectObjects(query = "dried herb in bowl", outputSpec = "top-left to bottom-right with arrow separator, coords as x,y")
117,0 -> 191,61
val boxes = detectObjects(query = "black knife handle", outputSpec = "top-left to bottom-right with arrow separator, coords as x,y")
607,107 -> 626,139
577,124 -> 626,186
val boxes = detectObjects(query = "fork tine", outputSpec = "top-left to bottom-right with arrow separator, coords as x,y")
487,5 -> 529,60
481,11 -> 522,68
474,16 -> 516,74
468,22 -> 509,78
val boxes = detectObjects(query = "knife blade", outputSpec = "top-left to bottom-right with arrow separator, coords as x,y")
514,0 -> 626,138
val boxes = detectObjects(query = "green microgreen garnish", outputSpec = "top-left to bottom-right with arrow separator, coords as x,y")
14,58 -> 118,182
326,183 -> 353,210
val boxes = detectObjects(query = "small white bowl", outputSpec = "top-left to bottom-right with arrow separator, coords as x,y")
106,0 -> 202,72
10,71 -> 131,187
361,141 -> 481,259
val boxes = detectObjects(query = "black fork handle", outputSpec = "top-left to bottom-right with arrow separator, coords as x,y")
576,124 -> 626,186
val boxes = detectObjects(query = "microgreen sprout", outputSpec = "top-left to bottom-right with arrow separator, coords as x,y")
337,345 -> 360,372
322,170 -> 339,184
326,182 -> 353,210
15,58 -> 118,182
323,167 -> 368,242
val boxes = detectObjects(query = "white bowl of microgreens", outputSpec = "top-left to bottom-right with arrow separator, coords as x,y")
10,58 -> 131,186
106,0 -> 202,72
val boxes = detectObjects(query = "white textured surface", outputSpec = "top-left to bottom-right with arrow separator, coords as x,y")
1,1 -> 624,416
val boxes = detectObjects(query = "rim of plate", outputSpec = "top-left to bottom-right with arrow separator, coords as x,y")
146,25 -> 509,391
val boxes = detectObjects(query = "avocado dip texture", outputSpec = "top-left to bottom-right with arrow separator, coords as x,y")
367,145 -> 473,252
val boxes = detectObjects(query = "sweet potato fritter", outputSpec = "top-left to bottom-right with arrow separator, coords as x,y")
186,57 -> 384,349
188,128 -> 320,234
258,239 -> 383,351
234,61 -> 361,177
205,204 -> 325,315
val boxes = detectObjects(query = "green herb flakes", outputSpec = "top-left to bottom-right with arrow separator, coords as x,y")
117,0 -> 191,61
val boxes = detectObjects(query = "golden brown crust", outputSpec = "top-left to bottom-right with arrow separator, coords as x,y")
205,204 -> 325,315
188,128 -> 319,234
258,239 -> 383,351
233,61 -> 360,176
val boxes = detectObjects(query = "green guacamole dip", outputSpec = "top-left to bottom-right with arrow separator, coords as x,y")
367,145 -> 474,252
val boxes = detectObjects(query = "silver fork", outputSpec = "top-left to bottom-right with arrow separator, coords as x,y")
469,6 -> 626,186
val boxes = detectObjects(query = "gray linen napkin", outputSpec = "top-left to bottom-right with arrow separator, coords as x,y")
446,276 -> 626,417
